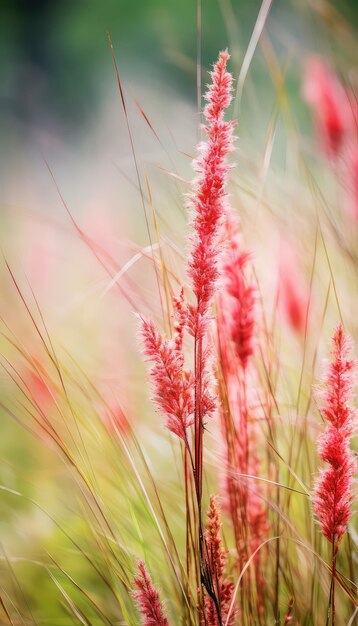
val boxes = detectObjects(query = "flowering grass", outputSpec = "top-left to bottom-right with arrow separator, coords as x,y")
0,3 -> 357,626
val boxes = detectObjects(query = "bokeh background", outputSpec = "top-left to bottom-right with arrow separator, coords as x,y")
1,1 -> 357,624
1,0 -> 357,235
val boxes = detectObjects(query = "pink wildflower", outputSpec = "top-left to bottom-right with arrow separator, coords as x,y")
139,317 -> 194,440
221,212 -> 256,368
279,241 -> 308,335
313,324 -> 356,543
101,404 -> 131,437
187,50 -> 235,332
218,214 -> 268,613
200,496 -> 235,626
23,366 -> 54,410
133,561 -> 169,626
138,52 -> 236,598
302,57 -> 352,158
187,50 -> 235,513
303,57 -> 358,224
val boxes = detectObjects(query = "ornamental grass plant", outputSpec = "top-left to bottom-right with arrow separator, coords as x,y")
1,3 -> 357,626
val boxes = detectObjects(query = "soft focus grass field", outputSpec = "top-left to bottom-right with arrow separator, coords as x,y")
1,1 -> 357,625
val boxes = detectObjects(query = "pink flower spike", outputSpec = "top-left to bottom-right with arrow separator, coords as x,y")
139,316 -> 194,440
133,561 -> 169,626
313,324 -> 356,543
279,241 -> 308,335
221,212 -> 256,368
187,50 -> 235,328
200,496 -> 236,626
302,56 -> 353,158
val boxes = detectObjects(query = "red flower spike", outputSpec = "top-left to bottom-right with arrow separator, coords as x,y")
139,316 -> 194,440
313,324 -> 356,543
302,57 -> 352,157
133,561 -> 170,626
221,212 -> 256,368
187,51 -> 235,331
200,496 -> 236,626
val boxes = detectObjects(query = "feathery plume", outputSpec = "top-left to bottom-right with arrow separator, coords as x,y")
133,561 -> 170,626
313,323 -> 356,543
278,241 -> 308,335
139,316 -> 194,440
187,51 -> 235,519
187,50 -> 235,334
200,496 -> 235,626
221,212 -> 256,368
138,51 -> 236,600
302,57 -> 352,158
302,57 -> 358,223
218,213 -> 268,614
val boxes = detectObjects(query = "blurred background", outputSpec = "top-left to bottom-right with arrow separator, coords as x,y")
1,1 -> 357,624
0,0 -> 357,226
1,0 -> 357,210
0,0 -> 357,131
1,0 -> 357,348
